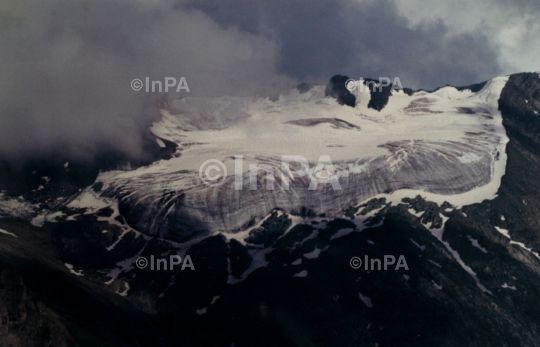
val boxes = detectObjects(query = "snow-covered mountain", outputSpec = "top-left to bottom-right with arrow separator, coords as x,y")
1,72 -> 540,346
85,76 -> 509,241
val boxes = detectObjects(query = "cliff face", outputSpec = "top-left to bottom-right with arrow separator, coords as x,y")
494,72 -> 540,256
0,262 -> 76,347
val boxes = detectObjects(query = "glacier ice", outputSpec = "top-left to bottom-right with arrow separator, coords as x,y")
81,77 -> 510,241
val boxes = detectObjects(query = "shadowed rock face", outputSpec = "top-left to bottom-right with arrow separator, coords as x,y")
363,78 -> 394,111
0,262 -> 76,347
325,75 -> 356,107
496,72 -> 540,249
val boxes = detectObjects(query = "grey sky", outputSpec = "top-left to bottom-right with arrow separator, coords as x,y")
186,0 -> 533,89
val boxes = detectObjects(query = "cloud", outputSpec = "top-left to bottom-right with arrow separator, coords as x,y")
0,0 -> 293,162
186,0 -> 503,89
393,0 -> 540,75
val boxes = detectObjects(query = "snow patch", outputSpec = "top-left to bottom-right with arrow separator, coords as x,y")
495,226 -> 540,259
0,192 -> 35,219
156,138 -> 166,148
427,259 -> 441,268
495,226 -> 510,238
31,211 -> 65,228
467,236 -> 487,253
408,208 -> 424,218
304,248 -> 321,259
432,280 -> 443,290
502,283 -> 516,290
410,238 -> 426,251
64,263 -> 83,276
116,282 -> 130,297
330,228 -> 355,240
358,293 -> 373,308
293,270 -> 308,278
0,228 -> 17,238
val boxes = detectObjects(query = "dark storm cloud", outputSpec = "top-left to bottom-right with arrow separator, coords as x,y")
186,0 -> 503,90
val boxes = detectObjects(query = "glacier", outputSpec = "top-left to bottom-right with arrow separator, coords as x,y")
80,77 -> 510,241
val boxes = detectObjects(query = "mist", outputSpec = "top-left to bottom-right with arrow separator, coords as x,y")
0,0 -> 293,163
